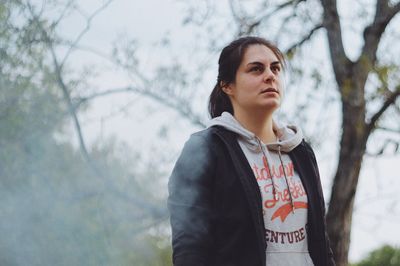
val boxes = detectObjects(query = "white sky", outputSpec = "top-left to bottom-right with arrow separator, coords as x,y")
54,0 -> 400,262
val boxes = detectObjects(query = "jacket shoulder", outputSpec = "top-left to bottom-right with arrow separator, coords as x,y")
291,139 -> 314,156
191,126 -> 225,138
299,140 -> 318,163
189,126 -> 231,147
175,127 -> 224,167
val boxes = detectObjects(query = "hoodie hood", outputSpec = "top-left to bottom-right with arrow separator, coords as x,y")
208,112 -> 306,220
207,112 -> 303,152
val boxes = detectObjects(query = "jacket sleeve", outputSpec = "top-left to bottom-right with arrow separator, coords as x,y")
168,134 -> 217,266
304,142 -> 336,266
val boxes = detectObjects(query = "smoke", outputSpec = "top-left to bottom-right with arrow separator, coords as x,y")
0,133 -> 172,265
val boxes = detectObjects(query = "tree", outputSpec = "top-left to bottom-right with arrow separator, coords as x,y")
351,245 -> 400,266
318,2 -> 399,265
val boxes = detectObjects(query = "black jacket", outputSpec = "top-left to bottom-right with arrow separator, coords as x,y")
168,126 -> 335,266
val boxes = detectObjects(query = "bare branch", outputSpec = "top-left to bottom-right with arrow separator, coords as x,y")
395,102 -> 400,115
232,0 -> 307,36
60,42 -> 112,62
74,86 -> 207,128
319,0 -> 351,86
245,0 -> 305,35
285,23 -> 323,55
360,0 -> 400,66
74,87 -> 135,108
258,0 -> 306,21
228,0 -> 244,25
393,2 -> 400,13
61,42 -> 206,127
59,0 -> 114,69
53,38 -> 205,128
26,2 -> 98,176
366,85 -> 400,136
375,126 -> 400,134
51,46 -> 94,166
52,0 -> 75,28
365,138 -> 400,156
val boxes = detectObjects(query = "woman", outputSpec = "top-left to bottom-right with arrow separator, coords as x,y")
168,36 -> 335,266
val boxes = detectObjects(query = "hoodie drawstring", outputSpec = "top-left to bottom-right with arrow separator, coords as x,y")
278,145 -> 295,213
256,138 -> 277,201
257,138 -> 295,213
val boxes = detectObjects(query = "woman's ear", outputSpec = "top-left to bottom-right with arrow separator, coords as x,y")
221,82 -> 234,96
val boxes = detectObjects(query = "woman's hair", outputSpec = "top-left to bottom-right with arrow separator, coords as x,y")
208,36 -> 286,118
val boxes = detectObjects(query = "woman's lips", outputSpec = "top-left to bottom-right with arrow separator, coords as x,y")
260,88 -> 279,94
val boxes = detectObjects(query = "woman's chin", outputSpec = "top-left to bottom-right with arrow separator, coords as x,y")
260,100 -> 280,111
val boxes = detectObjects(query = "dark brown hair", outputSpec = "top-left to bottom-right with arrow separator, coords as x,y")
208,36 -> 285,118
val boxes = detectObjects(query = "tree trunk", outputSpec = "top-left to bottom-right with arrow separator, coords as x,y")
326,91 -> 368,265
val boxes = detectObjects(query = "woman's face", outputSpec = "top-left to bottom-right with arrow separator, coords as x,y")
223,44 -> 283,115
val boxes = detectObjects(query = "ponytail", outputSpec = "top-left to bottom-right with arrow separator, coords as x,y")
208,83 -> 233,118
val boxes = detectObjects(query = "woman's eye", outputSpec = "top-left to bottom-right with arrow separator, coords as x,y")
250,66 -> 263,72
271,66 -> 281,73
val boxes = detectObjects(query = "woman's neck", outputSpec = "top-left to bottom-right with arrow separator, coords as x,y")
234,109 -> 276,144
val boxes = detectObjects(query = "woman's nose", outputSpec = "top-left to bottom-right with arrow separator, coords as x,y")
263,69 -> 275,82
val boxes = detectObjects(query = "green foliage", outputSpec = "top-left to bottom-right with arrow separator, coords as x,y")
351,245 -> 400,266
119,233 -> 172,266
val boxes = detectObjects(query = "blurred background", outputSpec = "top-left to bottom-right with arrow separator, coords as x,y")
1,0 -> 399,265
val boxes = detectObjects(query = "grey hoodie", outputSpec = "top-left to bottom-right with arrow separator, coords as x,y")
207,112 -> 314,266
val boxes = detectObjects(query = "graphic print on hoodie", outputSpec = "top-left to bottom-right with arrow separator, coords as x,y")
208,112 -> 314,266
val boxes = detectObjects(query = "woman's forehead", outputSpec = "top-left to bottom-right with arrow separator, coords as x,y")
242,44 -> 279,65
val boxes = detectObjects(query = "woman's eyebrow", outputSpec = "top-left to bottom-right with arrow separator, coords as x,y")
246,61 -> 264,67
246,61 -> 281,66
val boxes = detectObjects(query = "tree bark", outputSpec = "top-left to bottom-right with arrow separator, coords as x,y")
326,99 -> 367,266
325,57 -> 369,265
